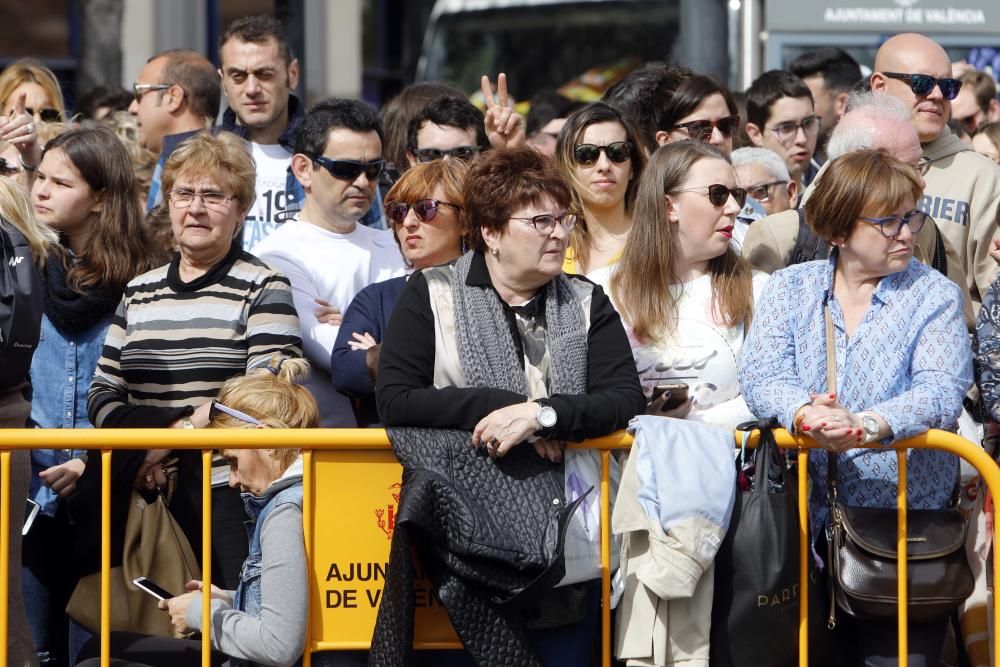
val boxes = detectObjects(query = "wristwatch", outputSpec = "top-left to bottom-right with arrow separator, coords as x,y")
534,399 -> 557,434
859,412 -> 880,443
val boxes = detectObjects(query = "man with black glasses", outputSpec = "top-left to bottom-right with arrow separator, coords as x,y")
744,70 -> 820,191
255,99 -> 406,427
872,32 -> 1000,310
130,49 -> 220,210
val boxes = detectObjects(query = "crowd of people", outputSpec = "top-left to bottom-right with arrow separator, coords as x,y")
2,12 -> 1000,667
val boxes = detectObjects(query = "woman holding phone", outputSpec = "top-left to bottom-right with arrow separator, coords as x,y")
610,141 -> 767,428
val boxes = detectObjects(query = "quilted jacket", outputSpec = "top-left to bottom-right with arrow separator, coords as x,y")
369,427 -> 586,666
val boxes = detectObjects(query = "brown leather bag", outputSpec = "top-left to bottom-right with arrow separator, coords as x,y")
822,305 -> 974,627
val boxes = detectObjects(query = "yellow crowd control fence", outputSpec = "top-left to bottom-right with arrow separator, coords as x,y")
0,428 -> 996,667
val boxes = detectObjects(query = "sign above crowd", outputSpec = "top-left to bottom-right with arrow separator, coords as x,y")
765,0 -> 999,33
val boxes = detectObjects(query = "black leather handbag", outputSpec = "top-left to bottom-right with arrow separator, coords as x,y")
822,305 -> 974,627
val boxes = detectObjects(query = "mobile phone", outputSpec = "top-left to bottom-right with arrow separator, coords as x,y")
22,499 -> 39,536
132,577 -> 174,601
653,383 -> 689,411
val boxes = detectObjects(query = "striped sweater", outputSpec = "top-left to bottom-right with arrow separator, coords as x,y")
88,246 -> 302,427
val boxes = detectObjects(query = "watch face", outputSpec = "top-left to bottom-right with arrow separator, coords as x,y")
538,406 -> 557,428
862,415 -> 878,436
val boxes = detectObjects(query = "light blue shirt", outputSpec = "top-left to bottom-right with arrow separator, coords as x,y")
738,254 -> 971,529
28,314 -> 107,515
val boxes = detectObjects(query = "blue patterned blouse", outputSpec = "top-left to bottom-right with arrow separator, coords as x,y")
738,254 -> 972,529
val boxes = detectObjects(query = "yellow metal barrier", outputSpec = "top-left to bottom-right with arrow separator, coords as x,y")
0,427 -> 996,667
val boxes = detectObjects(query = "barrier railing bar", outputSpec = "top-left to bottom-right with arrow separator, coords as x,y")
797,448 -> 809,667
201,450 -> 212,667
897,450 -> 909,665
100,450 -> 112,667
600,450 -> 612,667
302,449 -> 314,667
1,428 -> 996,667
0,450 -> 10,667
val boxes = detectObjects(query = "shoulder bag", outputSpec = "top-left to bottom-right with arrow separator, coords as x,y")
823,304 -> 974,627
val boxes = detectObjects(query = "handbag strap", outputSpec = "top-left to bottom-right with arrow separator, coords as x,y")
824,304 -> 840,501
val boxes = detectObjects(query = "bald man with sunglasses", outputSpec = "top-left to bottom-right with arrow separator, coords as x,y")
254,99 -> 406,427
872,32 -> 1000,311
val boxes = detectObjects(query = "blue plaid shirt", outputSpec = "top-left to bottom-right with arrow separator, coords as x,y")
738,254 -> 971,529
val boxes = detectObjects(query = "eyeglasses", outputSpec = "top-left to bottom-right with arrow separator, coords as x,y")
133,83 -> 172,104
671,184 -> 747,208
509,211 -> 577,235
167,189 -> 237,211
412,146 -> 480,163
668,116 -> 741,142
0,157 -> 22,176
744,181 -> 788,202
765,115 -> 820,143
209,401 -> 261,426
881,72 -> 962,101
310,155 -> 385,181
572,141 -> 632,166
24,107 -> 61,123
860,210 -> 929,238
386,199 -> 460,226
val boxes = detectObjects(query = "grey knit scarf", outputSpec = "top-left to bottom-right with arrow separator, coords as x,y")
450,251 -> 588,396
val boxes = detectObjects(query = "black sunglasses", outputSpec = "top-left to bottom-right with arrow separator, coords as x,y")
24,107 -> 61,123
669,116 -> 741,141
310,155 -> 385,181
385,199 -> 460,226
881,72 -> 962,101
412,146 -> 479,163
672,183 -> 748,208
0,157 -> 21,176
573,141 -> 632,165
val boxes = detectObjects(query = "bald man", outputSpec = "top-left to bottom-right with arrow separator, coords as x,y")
871,33 -> 1000,310
741,91 -> 973,325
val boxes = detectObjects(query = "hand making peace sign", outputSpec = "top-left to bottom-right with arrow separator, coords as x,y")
480,73 -> 525,150
0,92 -> 42,169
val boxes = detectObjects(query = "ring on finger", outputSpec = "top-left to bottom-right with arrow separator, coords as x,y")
25,123 -> 34,134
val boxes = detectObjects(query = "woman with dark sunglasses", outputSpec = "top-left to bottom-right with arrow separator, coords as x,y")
657,74 -> 741,158
330,158 -> 468,426
0,59 -> 64,184
611,141 -> 766,427
76,356 -> 317,667
555,102 -> 647,286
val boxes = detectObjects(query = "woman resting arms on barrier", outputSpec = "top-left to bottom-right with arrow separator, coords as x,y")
76,356 -> 315,667
610,141 -> 767,429
737,150 -> 971,666
81,132 -> 302,588
375,147 -> 645,664
330,157 -> 468,426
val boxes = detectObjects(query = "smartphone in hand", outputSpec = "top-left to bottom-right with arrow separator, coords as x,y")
132,577 -> 174,601
652,383 -> 689,411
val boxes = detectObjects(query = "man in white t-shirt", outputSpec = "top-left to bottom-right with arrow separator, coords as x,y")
255,99 -> 406,426
217,15 -> 305,253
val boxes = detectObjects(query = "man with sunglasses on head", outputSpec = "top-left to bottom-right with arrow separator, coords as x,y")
872,32 -> 1000,310
217,15 -> 305,253
254,99 -> 406,427
130,49 -> 220,211
745,70 -> 821,191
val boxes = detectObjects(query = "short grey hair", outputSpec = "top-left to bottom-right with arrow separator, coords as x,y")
731,147 -> 791,182
828,91 -> 912,160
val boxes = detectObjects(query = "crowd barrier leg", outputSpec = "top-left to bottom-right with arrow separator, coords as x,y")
0,450 -> 10,667
600,450 -> 612,667
897,450 -> 909,665
796,448 -> 809,667
201,450 -> 212,667
302,449 -> 313,667
100,450 -> 112,667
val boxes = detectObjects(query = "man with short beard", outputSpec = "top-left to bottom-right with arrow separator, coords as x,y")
254,100 -> 406,427
217,15 -> 304,253
871,32 -> 1000,310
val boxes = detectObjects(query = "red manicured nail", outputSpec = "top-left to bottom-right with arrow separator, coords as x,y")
820,422 -> 827,428
829,393 -> 836,399
856,428 -> 863,435
802,425 -> 812,432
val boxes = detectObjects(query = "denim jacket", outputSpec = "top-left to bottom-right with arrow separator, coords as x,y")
232,474 -> 304,667
27,314 -> 108,515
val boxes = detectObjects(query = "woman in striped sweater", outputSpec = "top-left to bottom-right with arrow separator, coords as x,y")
75,132 -> 302,593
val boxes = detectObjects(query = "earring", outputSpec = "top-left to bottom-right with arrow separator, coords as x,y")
461,238 -> 467,254
490,246 -> 499,257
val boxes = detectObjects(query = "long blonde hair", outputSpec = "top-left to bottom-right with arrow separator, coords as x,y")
0,59 -> 65,120
0,176 -> 57,266
611,141 -> 753,345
